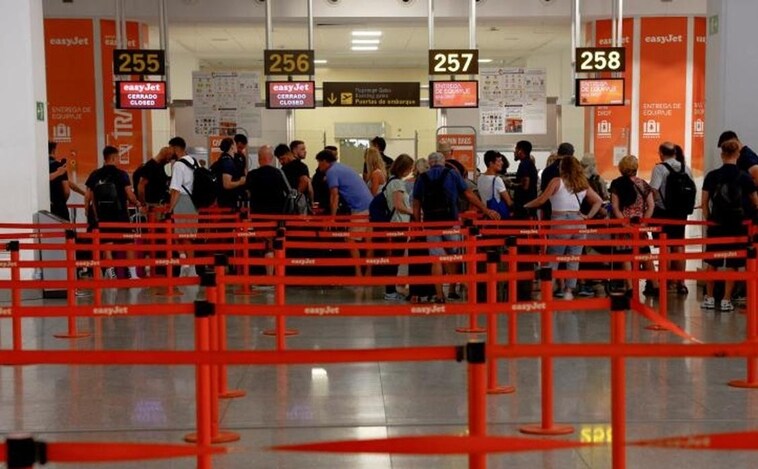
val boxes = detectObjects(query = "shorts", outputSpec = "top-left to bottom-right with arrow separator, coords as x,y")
350,209 -> 369,240
427,228 -> 462,256
173,194 -> 198,235
704,225 -> 748,269
652,208 -> 686,240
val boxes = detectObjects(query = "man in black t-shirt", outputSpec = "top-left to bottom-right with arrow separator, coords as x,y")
84,146 -> 142,279
246,145 -> 289,214
48,142 -> 71,220
513,140 -> 538,218
137,146 -> 172,205
717,130 -> 758,187
275,143 -> 313,202
213,137 -> 246,209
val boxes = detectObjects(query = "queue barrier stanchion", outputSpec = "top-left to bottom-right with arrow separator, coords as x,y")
610,293 -> 630,469
457,225 -> 485,334
5,433 -> 47,469
505,237 -> 518,348
485,250 -> 515,395
728,246 -> 758,388
457,340 -> 487,469
184,300 -> 213,465
520,267 -> 574,436
233,214 -> 257,297
53,230 -> 89,340
92,229 -> 103,307
214,253 -> 246,399
263,236 -> 298,347
645,232 -> 668,331
155,214 -> 182,298
7,241 -> 22,351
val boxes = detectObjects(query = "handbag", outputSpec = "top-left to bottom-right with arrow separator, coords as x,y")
486,176 -> 510,219
577,192 -> 608,219
278,168 -> 311,215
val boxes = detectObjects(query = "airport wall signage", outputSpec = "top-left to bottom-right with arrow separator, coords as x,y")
113,49 -> 166,75
428,49 -> 479,75
266,81 -> 316,109
264,50 -> 315,76
430,80 -> 478,108
322,82 -> 420,107
116,81 -> 167,109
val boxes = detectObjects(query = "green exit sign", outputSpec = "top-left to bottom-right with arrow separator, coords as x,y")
708,15 -> 719,36
36,102 -> 45,121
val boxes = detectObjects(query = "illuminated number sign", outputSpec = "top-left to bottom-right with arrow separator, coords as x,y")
113,49 -> 166,75
116,81 -> 167,110
264,50 -> 315,76
575,47 -> 626,73
428,49 -> 479,75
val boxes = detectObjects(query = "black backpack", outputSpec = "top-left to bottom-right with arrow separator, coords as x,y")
710,175 -> 744,226
178,157 -> 218,208
420,168 -> 453,221
661,163 -> 696,217
93,174 -> 123,222
368,176 -> 398,222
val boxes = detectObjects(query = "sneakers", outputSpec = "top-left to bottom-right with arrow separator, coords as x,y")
676,283 -> 689,295
384,292 -> 406,301
719,299 -> 735,312
577,285 -> 595,297
74,289 -> 92,297
104,267 -> 116,280
447,291 -> 462,301
562,291 -> 574,301
732,295 -> 747,305
700,295 -> 715,309
553,290 -> 565,299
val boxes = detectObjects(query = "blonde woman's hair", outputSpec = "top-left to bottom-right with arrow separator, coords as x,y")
365,147 -> 386,177
618,155 -> 639,177
560,156 -> 589,193
545,152 -> 559,168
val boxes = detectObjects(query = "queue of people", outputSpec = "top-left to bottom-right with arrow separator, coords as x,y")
48,131 -> 758,310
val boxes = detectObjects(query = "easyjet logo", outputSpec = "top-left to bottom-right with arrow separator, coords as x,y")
597,37 -> 630,46
75,260 -> 100,267
714,251 -> 738,259
410,305 -> 446,315
290,259 -> 316,265
366,258 -> 390,265
511,302 -> 546,312
93,306 -> 128,316
49,36 -> 90,46
304,306 -> 340,316
0,307 -> 11,316
644,34 -> 684,44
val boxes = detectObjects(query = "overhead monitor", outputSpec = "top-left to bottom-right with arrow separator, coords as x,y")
575,78 -> 625,107
116,81 -> 167,109
430,80 -> 479,109
266,81 -> 316,109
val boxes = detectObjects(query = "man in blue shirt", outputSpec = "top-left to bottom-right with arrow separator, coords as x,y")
412,152 -> 498,301
315,149 -> 374,276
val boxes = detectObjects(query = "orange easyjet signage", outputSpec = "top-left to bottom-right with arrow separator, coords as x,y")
576,79 -> 625,106
44,19 -> 99,182
437,134 -> 476,173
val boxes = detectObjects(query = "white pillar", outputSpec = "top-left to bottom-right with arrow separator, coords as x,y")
705,0 -> 758,170
0,0 -> 48,222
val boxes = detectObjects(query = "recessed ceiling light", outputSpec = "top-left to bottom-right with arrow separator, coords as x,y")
478,58 -> 493,63
314,59 -> 328,64
351,46 -> 379,51
351,39 -> 381,44
352,31 -> 382,37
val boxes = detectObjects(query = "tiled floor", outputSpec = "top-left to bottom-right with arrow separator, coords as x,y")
0,280 -> 756,468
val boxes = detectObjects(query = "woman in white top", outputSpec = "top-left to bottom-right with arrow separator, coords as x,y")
477,151 -> 514,213
380,154 -> 414,300
364,147 -> 387,196
524,156 -> 603,299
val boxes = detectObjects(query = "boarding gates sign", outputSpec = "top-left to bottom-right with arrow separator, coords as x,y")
323,82 -> 420,107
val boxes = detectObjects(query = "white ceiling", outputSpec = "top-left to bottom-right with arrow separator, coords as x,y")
168,21 -> 572,69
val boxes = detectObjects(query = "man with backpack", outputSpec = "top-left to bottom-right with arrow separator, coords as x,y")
412,152 -> 500,302
135,146 -> 172,207
700,139 -> 758,312
83,145 -> 142,279
649,142 -> 697,295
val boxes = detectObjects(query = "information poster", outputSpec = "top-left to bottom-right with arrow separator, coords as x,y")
44,19 -> 99,181
436,134 -> 476,173
479,68 -> 546,135
192,71 -> 262,137
638,17 -> 688,174
691,17 -> 706,176
593,19 -> 633,177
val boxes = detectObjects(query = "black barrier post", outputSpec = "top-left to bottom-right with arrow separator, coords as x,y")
6,240 -> 22,350
5,434 -> 47,469
486,249 -> 515,395
610,293 -> 630,469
